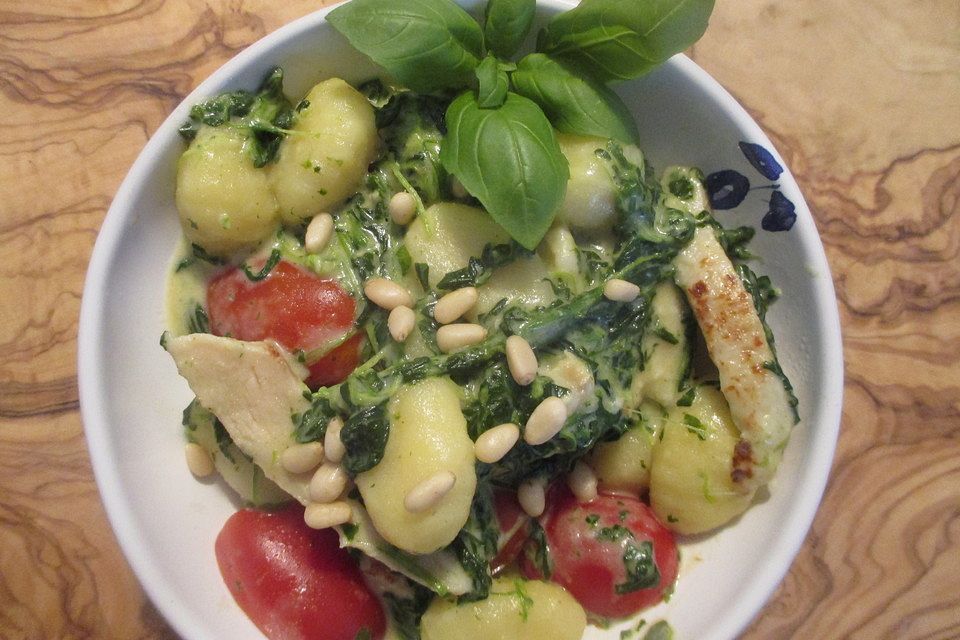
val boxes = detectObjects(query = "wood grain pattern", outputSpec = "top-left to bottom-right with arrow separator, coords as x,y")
0,1 -> 957,639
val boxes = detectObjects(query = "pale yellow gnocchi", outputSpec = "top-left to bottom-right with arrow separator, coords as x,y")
649,385 -> 757,534
175,126 -> 280,256
629,282 -> 690,409
420,577 -> 586,640
269,77 -> 378,225
555,133 -> 644,235
355,376 -> 477,554
588,401 -> 665,496
404,202 -> 509,287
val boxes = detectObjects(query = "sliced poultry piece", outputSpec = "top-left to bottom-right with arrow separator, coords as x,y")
165,333 -> 473,595
673,226 -> 797,492
166,333 -> 313,503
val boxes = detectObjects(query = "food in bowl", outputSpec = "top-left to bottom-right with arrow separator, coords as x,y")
159,0 -> 800,637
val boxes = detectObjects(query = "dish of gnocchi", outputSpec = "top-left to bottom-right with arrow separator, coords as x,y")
78,1 -> 843,639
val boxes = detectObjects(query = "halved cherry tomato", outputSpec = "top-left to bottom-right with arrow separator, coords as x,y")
207,259 -> 362,388
521,486 -> 679,619
215,504 -> 386,640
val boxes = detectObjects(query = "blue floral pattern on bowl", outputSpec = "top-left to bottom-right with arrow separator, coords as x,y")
704,141 -> 797,232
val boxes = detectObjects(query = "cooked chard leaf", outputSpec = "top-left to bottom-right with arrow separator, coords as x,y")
383,583 -> 434,640
523,519 -> 553,578
616,540 -> 661,594
293,395 -> 335,443
239,248 -> 282,282
340,403 -> 390,474
452,480 -> 498,601
186,303 -> 209,335
436,241 -> 531,291
179,67 -> 293,167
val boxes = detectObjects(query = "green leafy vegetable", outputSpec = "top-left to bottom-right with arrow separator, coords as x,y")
483,0 -> 536,58
452,481 -> 498,601
327,0 -> 483,93
616,540 -> 661,594
179,67 -> 293,167
523,519 -> 554,578
537,0 -> 716,83
436,241 -> 530,291
511,53 -> 639,144
382,583 -> 434,640
340,404 -> 390,474
682,413 -> 707,440
475,55 -> 510,109
643,621 -> 675,640
441,91 -> 568,250
239,248 -> 282,282
186,303 -> 209,335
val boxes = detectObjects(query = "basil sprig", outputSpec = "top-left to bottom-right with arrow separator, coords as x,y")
441,92 -> 568,249
328,0 -> 714,249
483,0 -> 536,58
511,53 -> 639,144
327,0 -> 483,93
475,55 -> 510,109
537,0 -> 716,82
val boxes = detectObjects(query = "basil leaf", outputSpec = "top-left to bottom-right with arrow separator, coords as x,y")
484,0 -> 536,58
327,0 -> 484,92
511,53 -> 639,144
536,0 -> 715,82
475,55 -> 509,108
440,91 -> 568,250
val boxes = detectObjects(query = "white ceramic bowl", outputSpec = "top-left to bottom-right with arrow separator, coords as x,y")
78,2 -> 843,639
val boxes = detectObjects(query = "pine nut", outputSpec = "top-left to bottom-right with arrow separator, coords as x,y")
505,335 -> 538,386
567,461 -> 599,503
304,501 -> 352,530
517,478 -> 546,518
434,287 -> 478,324
310,462 -> 348,503
404,471 -> 457,513
305,213 -> 334,254
436,323 -> 487,353
280,442 -> 324,475
603,278 -> 640,302
184,443 -> 214,478
388,305 -> 416,342
524,396 -> 568,445
324,417 -> 346,463
474,423 -> 520,464
364,277 -> 413,311
389,192 -> 417,225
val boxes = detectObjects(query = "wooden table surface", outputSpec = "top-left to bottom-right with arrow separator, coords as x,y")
1,1 -> 958,638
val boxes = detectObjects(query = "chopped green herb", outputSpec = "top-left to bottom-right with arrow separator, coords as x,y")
683,413 -> 707,440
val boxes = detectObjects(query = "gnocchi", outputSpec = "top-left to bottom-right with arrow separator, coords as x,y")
555,133 -> 644,235
355,376 -> 477,554
420,577 -> 586,640
269,78 -> 378,225
649,385 -> 757,534
175,126 -> 280,256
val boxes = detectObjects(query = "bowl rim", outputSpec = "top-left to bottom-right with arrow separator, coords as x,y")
78,2 -> 844,639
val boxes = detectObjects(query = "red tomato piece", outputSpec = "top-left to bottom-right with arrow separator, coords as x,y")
521,487 -> 679,619
215,504 -> 386,640
206,260 -> 361,388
